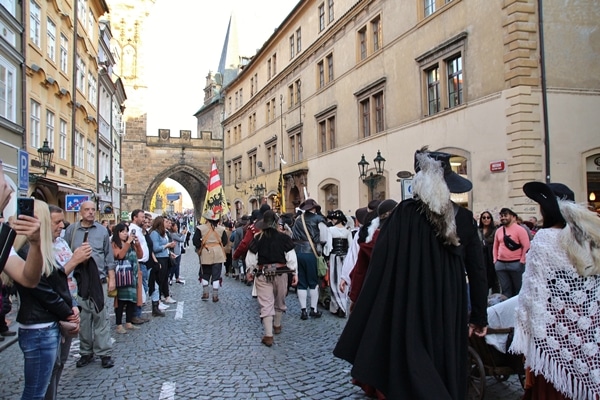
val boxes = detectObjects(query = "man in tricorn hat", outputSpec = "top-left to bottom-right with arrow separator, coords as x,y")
334,146 -> 488,399
291,199 -> 328,320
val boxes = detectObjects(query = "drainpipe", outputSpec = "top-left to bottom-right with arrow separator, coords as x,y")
71,4 -> 78,171
21,2 -> 27,152
538,0 -> 551,183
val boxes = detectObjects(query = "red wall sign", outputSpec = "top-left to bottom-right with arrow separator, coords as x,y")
490,160 -> 506,172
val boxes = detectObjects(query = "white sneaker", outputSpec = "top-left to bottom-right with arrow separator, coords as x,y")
158,302 -> 169,310
176,279 -> 185,285
164,297 -> 177,304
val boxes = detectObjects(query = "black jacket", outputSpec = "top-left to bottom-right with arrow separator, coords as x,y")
16,267 -> 73,325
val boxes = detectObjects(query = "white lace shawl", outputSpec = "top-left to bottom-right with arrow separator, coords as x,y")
511,228 -> 600,399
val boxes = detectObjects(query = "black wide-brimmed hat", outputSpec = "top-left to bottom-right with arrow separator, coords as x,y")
523,181 -> 575,228
254,210 -> 277,230
355,207 -> 368,225
300,198 -> 321,213
414,149 -> 472,193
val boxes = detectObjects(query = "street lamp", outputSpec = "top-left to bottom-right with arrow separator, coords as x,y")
100,175 -> 112,195
29,139 -> 55,181
358,150 -> 386,199
252,183 -> 266,198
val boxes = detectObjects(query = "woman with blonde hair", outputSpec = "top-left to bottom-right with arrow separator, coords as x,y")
8,200 -> 77,399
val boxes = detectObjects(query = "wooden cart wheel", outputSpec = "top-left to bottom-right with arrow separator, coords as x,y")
518,374 -> 526,389
467,346 -> 486,400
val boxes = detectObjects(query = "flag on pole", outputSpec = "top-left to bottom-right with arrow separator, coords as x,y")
277,162 -> 285,213
201,158 -> 230,223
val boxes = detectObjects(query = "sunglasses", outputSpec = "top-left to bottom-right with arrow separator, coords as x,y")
481,216 -> 491,220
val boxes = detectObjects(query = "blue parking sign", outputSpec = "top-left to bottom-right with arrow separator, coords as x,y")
18,149 -> 29,192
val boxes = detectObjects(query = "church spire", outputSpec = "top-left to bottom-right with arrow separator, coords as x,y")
217,13 -> 241,87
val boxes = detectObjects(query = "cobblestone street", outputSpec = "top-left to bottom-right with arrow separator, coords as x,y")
0,250 -> 524,399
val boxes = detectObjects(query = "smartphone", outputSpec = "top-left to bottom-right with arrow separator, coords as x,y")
132,229 -> 136,235
17,198 -> 34,218
83,231 -> 89,242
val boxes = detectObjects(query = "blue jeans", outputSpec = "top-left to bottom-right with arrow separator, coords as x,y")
135,264 -> 150,318
18,322 -> 60,400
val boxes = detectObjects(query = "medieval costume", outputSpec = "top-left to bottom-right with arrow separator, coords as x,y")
324,210 -> 352,317
245,211 -> 298,347
333,147 -> 488,399
511,182 -> 600,399
195,210 -> 227,302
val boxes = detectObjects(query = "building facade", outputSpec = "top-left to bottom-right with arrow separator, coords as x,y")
219,0 -> 600,220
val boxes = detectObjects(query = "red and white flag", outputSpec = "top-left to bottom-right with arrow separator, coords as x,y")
201,158 -> 230,222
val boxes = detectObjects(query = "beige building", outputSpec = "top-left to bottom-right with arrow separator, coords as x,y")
21,0 -> 120,221
220,0 -> 600,221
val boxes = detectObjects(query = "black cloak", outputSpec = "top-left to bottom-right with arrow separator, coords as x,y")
333,198 -> 479,400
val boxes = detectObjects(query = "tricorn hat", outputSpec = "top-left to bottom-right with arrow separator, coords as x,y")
254,210 -> 277,231
414,149 -> 472,193
202,209 -> 220,221
300,198 -> 321,213
523,181 -> 574,228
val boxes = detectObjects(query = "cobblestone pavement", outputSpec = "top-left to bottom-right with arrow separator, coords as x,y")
0,250 -> 524,399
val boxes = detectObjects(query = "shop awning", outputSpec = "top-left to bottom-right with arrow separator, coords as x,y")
37,178 -> 94,196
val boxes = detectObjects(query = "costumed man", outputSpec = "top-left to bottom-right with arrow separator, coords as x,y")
291,199 -> 328,320
195,210 -> 227,302
511,182 -> 600,399
323,210 -> 352,317
333,147 -> 488,399
245,210 -> 298,347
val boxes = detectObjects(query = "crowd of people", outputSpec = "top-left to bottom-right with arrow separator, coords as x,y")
1,145 -> 600,399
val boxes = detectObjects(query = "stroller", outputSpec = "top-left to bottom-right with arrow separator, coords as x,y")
467,295 -> 525,399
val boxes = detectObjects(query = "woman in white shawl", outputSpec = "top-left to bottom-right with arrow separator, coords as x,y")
511,182 -> 600,400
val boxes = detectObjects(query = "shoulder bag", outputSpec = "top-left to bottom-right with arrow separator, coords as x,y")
301,214 -> 328,278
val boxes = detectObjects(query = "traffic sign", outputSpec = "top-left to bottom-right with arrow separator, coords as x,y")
18,149 -> 29,192
65,195 -> 90,212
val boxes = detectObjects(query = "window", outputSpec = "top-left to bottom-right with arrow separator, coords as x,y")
424,0 -> 436,17
328,0 -> 334,22
355,79 -> 386,137
1,0 -> 16,16
358,28 -> 367,60
288,80 -> 301,107
427,67 -> 440,115
30,100 -> 40,148
45,110 -> 55,150
267,54 -> 277,79
360,99 -> 370,138
60,34 -> 68,73
248,112 -> 256,134
233,157 -> 242,181
317,53 -> 334,88
59,119 -> 67,160
47,18 -> 56,61
250,76 -> 255,96
29,0 -> 41,47
86,139 -> 95,173
75,131 -> 84,168
316,109 -> 336,153
76,55 -> 86,93
87,7 -> 94,40
296,28 -> 302,54
235,91 -> 238,109
77,0 -> 86,25
318,4 -> 325,32
239,88 -> 243,106
0,58 -> 16,122
267,59 -> 272,80
296,79 -> 302,104
88,73 -> 97,102
357,15 -> 383,61
248,151 -> 257,177
266,141 -> 277,171
288,84 -> 295,108
447,55 -> 463,108
289,131 -> 303,163
289,35 -> 295,59
416,33 -> 466,116
372,17 -> 381,52
272,54 -> 277,75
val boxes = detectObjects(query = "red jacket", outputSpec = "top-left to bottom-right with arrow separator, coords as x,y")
349,230 -> 380,303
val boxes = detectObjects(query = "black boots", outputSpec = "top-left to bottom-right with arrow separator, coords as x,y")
152,301 -> 165,317
309,308 -> 322,318
300,309 -> 308,320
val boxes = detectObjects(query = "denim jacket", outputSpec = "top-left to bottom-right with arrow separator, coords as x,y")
149,231 -> 170,258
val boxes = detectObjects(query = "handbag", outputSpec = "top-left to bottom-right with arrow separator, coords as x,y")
503,227 -> 522,251
301,214 -> 328,278
114,259 -> 134,287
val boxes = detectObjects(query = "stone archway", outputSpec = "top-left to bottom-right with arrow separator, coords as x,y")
141,164 -> 209,217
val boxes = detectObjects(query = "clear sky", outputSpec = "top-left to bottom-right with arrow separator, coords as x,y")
143,0 -> 299,137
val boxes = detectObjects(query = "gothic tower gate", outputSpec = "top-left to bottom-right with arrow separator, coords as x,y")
120,114 -> 223,218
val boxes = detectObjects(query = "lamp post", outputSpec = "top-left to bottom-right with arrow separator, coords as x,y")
100,175 -> 112,195
358,150 -> 386,200
29,139 -> 55,181
252,183 -> 266,198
